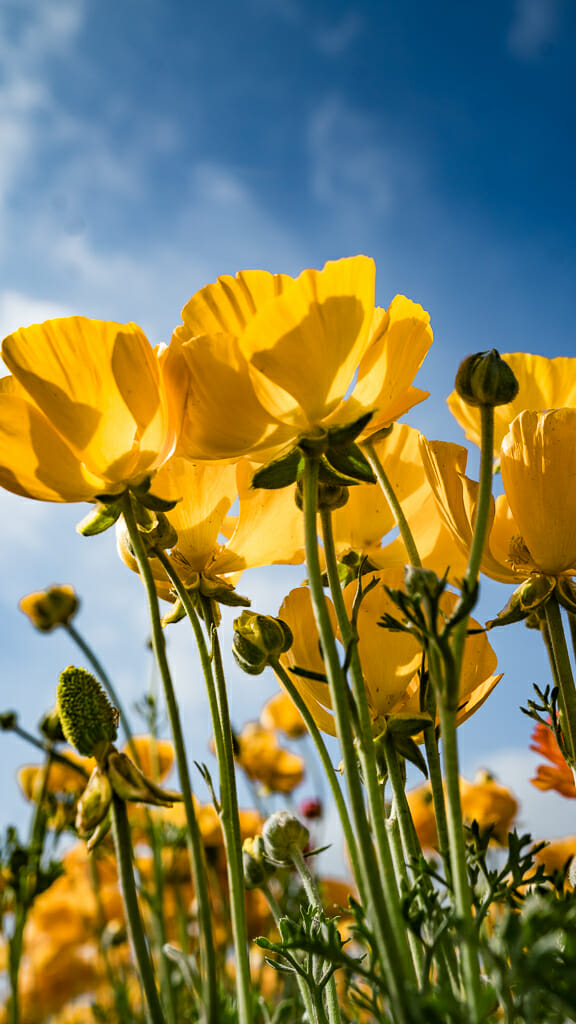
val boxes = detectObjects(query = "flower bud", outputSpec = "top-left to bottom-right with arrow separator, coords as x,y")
233,612 -> 293,674
295,480 -> 349,511
242,835 -> 277,889
19,585 -> 79,631
39,707 -> 66,743
455,350 -> 519,407
404,565 -> 444,602
76,766 -> 113,835
57,666 -> 119,759
299,797 -> 323,820
262,810 -> 309,864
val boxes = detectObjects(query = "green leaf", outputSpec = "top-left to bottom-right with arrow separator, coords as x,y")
323,443 -> 376,484
392,733 -> 429,777
76,501 -> 123,536
251,447 -> 304,489
327,411 -> 374,447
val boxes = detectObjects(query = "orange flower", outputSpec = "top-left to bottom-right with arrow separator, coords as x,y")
235,722 -> 305,793
530,721 -> 576,799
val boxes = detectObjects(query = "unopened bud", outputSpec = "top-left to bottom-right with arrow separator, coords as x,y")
242,835 -> 277,889
57,667 -> 119,759
295,480 -> 349,511
404,565 -> 444,602
39,707 -> 65,743
233,612 -> 293,675
455,350 -> 519,408
76,766 -> 113,835
262,810 -> 309,864
20,585 -> 79,631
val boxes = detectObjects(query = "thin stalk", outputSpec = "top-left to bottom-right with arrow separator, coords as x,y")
261,880 -> 322,1024
270,658 -> 362,886
109,794 -> 166,1024
9,722 -> 89,780
302,459 -> 415,1024
544,597 -> 576,768
151,547 -> 253,1024
422,700 -> 450,877
288,845 -> 342,1024
320,506 -> 417,982
361,438 -> 422,568
121,496 -> 219,1023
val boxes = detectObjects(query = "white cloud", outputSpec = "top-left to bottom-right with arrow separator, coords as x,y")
507,0 -> 564,59
0,290 -> 74,340
314,12 -> 363,57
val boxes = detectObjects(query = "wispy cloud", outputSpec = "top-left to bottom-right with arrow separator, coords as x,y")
507,0 -> 564,59
314,12 -> 363,57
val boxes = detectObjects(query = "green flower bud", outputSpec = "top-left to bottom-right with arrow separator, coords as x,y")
242,835 -> 277,889
455,350 -> 519,407
232,634 -> 268,675
0,712 -> 17,731
295,480 -> 349,511
233,612 -> 293,674
19,585 -> 79,631
39,706 -> 66,743
107,750 -> 182,807
57,666 -> 119,758
404,565 -> 444,602
262,811 -> 309,864
76,766 -> 113,835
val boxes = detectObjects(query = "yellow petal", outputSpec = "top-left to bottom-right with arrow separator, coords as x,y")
2,318 -> 170,485
260,691 -> 307,738
181,269 -> 293,337
339,295 -> 432,433
500,408 -> 576,574
447,352 -> 576,455
212,460 -> 305,574
0,376 -> 104,501
276,588 -> 337,736
241,256 -> 376,427
176,329 -> 292,460
122,736 -> 175,781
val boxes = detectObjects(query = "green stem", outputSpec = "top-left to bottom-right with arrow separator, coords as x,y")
270,658 -> 362,886
152,547 -> 253,1024
10,722 -> 89,780
65,622 -> 137,756
361,438 -> 422,568
121,497 -> 219,1023
544,597 -> 576,768
109,794 -> 166,1024
302,460 -> 415,1024
320,505 -> 417,982
288,846 -> 342,1024
422,698 -> 451,876
261,880 -> 324,1024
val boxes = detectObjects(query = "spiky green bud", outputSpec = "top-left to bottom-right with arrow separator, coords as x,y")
262,810 -> 309,864
57,666 -> 119,758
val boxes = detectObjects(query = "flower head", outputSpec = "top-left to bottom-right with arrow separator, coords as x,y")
530,721 -> 576,799
173,258 -> 432,462
0,317 -> 185,502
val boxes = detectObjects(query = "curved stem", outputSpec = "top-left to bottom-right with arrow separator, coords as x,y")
320,506 -> 418,980
544,596 -> 576,769
270,658 -> 362,886
110,794 -> 166,1024
361,437 -> 422,568
152,548 -> 253,1024
302,459 -> 415,1024
121,497 -> 219,1023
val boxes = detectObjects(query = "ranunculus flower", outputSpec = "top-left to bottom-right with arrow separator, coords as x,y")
447,352 -> 576,457
420,408 -> 576,583
530,721 -> 576,799
275,571 -> 501,736
0,317 -> 185,502
172,257 -> 432,462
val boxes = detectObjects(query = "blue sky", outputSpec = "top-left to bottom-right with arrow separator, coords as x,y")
1,0 -> 575,855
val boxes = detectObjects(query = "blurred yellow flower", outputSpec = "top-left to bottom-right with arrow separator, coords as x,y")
173,258 -> 432,461
533,836 -> 576,882
235,721 -> 305,793
117,455 -> 305,601
122,735 -> 175,780
408,772 -> 518,849
260,690 -> 307,738
447,352 -> 576,456
19,584 -> 79,631
276,573 -> 501,736
421,408 -> 576,583
0,317 -> 185,502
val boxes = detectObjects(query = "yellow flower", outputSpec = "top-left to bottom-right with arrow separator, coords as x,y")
235,722 -> 305,793
122,735 -> 175,781
260,691 -> 307,739
447,352 -> 576,456
459,770 -> 518,844
276,572 -> 501,736
533,836 -> 576,882
420,408 -> 576,583
19,584 -> 79,631
173,258 -> 432,461
117,455 -> 305,600
0,317 -> 185,502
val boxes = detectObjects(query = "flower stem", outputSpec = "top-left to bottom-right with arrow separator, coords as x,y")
121,497 -> 219,1023
543,596 -> 576,768
302,459 -> 415,1023
109,793 -> 166,1024
361,437 -> 422,567
270,658 -> 362,886
151,548 -> 253,1024
260,881 -> 319,1024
